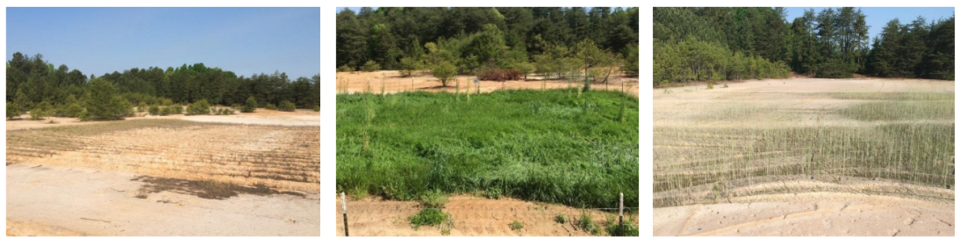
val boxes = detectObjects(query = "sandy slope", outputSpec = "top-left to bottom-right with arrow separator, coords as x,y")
335,195 -> 639,236
6,164 -> 321,236
654,192 -> 954,236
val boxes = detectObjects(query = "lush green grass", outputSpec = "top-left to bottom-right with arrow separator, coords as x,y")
336,89 -> 639,208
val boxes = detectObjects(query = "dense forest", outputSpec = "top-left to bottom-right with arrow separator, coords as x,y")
653,7 -> 955,86
6,52 -> 321,113
336,7 -> 639,79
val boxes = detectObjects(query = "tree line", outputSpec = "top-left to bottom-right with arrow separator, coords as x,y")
336,7 -> 639,80
653,7 -> 954,87
6,52 -> 321,116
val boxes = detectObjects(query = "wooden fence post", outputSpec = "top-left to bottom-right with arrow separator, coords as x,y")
341,192 -> 349,237
618,192 -> 624,236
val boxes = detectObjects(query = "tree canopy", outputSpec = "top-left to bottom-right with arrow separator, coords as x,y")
653,7 -> 954,86
6,52 -> 321,110
336,7 -> 639,78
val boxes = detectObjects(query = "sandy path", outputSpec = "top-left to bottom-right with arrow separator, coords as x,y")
334,195 -> 638,236
6,164 -> 321,236
336,70 -> 639,97
654,192 -> 954,236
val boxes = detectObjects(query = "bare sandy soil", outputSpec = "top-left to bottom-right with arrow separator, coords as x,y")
653,78 -> 955,236
336,70 -> 639,96
654,192 -> 954,236
7,164 -> 320,236
6,108 -> 321,131
334,195 -> 638,236
6,109 -> 322,236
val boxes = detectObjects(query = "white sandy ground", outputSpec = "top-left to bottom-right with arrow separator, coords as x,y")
6,164 -> 321,236
6,108 -> 321,131
653,77 -> 955,236
653,192 -> 954,236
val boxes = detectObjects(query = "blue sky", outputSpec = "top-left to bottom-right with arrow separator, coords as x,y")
784,7 -> 955,42
7,7 -> 321,79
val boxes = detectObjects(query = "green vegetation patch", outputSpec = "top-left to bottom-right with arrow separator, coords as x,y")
336,89 -> 639,208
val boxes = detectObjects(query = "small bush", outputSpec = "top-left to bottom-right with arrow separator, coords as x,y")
279,100 -> 296,112
168,105 -> 183,114
418,189 -> 448,208
30,101 -> 53,120
577,212 -> 600,235
509,220 -> 524,231
432,61 -> 458,87
159,106 -> 171,116
231,103 -> 242,111
265,103 -> 278,110
605,218 -> 639,236
148,105 -> 161,115
186,100 -> 211,115
408,208 -> 448,228
554,214 -> 568,224
242,96 -> 257,113
137,102 -> 148,112
7,102 -> 20,120
360,60 -> 381,72
312,105 -> 320,112
337,65 -> 355,72
57,103 -> 83,118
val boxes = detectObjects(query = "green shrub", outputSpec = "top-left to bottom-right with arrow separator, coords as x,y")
242,96 -> 257,113
137,102 -> 148,112
57,103 -> 83,118
265,103 -> 278,110
554,214 -> 568,224
7,102 -> 20,120
159,106 -> 171,116
148,105 -> 161,115
231,103 -> 242,111
431,61 -> 458,87
186,100 -> 211,115
313,105 -> 320,112
418,189 -> 448,208
168,105 -> 183,114
279,100 -> 296,112
337,65 -> 355,72
360,60 -> 381,72
509,220 -> 524,231
30,101 -> 53,120
399,57 -> 422,77
408,209 -> 448,228
605,218 -> 639,236
577,212 -> 601,235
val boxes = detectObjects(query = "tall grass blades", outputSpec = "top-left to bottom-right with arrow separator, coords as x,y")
337,89 -> 640,208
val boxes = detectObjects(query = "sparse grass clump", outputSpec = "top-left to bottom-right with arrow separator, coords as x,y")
509,220 -> 524,231
654,91 -> 955,207
577,212 -> 601,235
